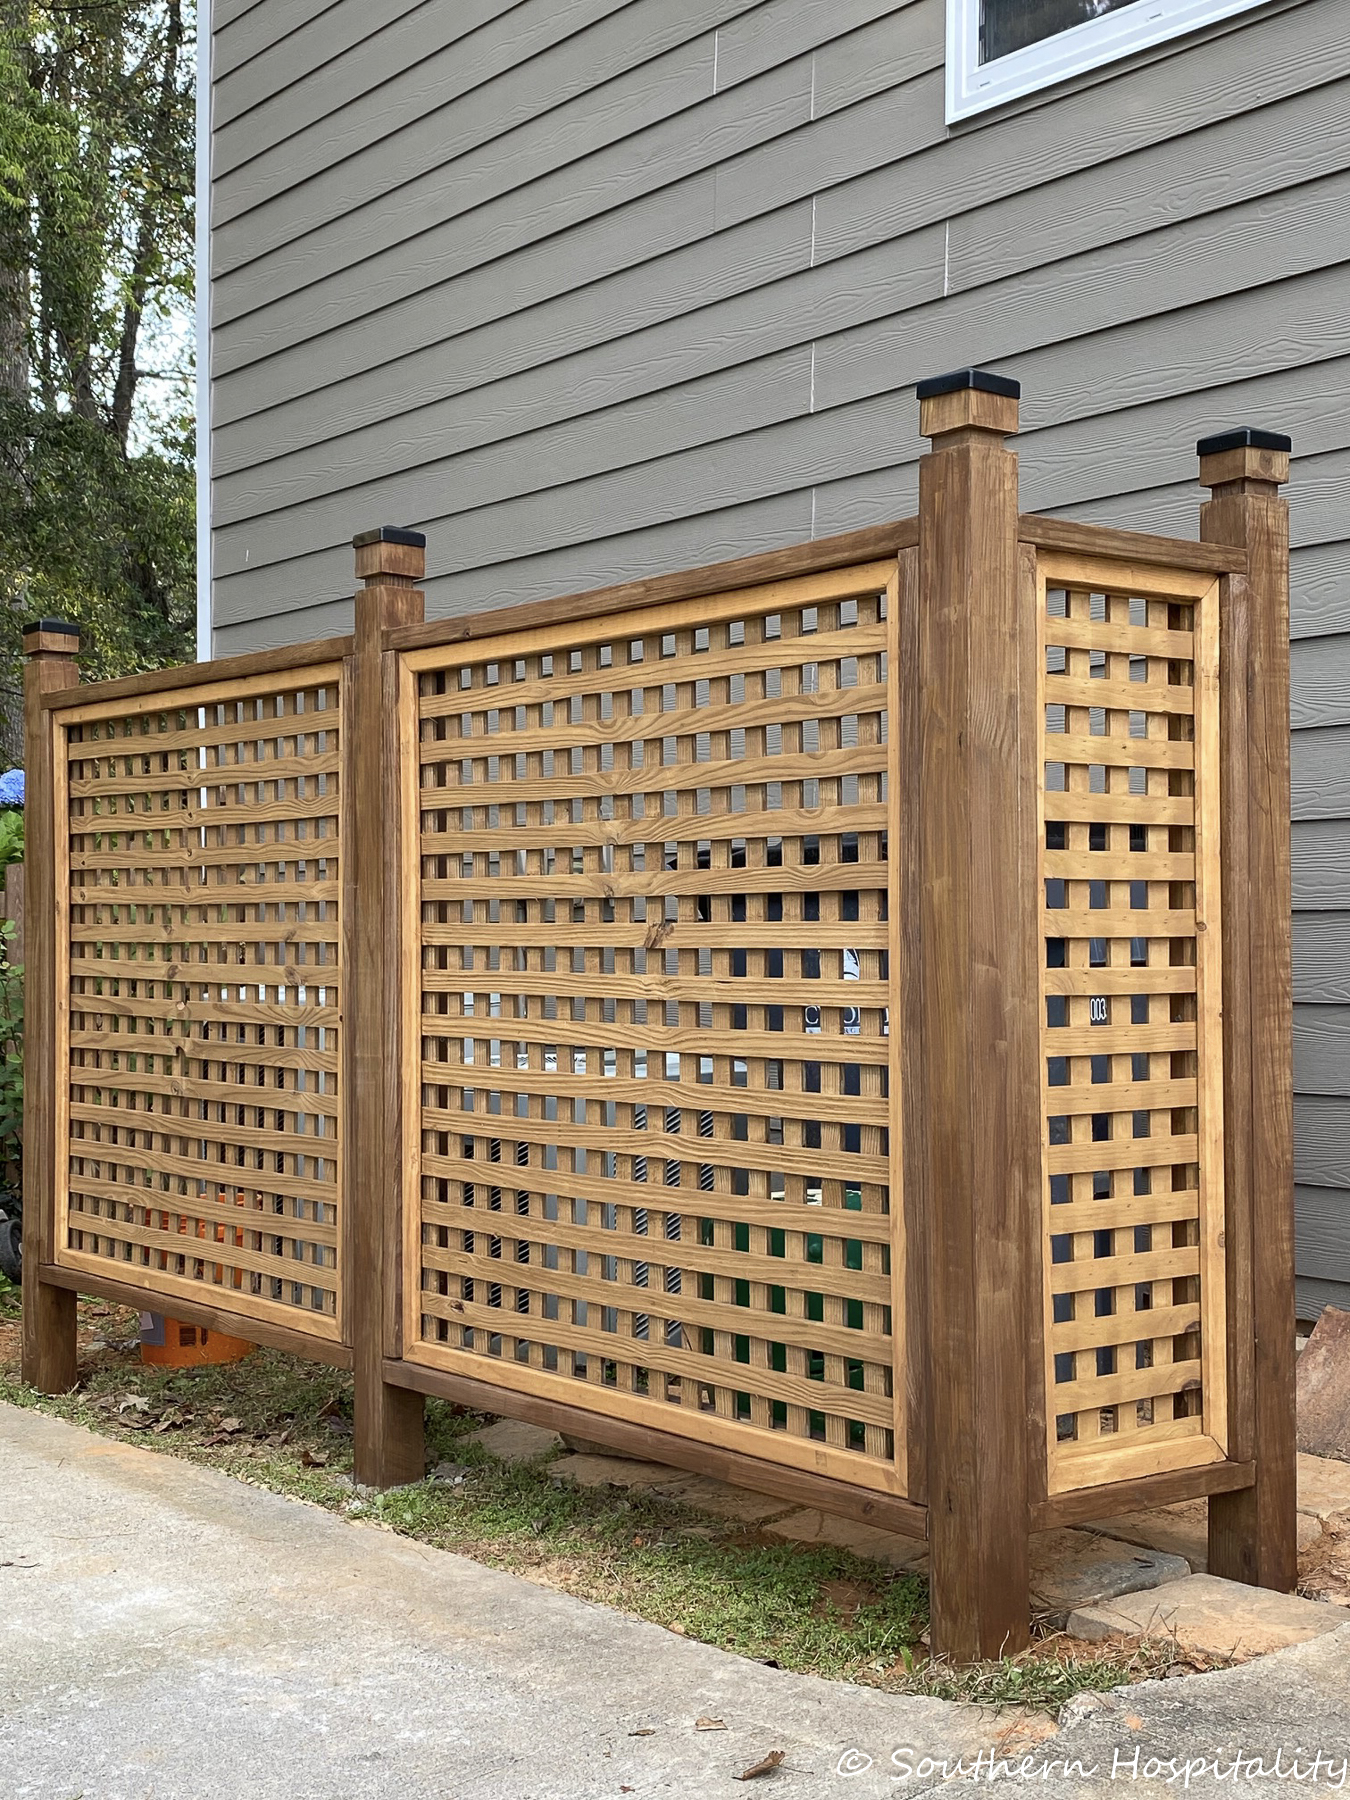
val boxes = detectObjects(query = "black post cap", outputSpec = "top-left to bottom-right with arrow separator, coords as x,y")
22,618 -> 79,638
1196,427 -> 1291,457
352,525 -> 426,549
916,367 -> 1021,401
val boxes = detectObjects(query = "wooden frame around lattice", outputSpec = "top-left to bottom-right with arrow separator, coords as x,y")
52,665 -> 345,1341
1036,551 -> 1227,1494
400,564 -> 905,1494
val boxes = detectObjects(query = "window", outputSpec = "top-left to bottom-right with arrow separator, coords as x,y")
946,0 -> 1265,122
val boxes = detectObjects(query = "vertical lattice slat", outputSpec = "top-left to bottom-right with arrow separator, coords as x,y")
1038,553 -> 1226,1493
55,667 -> 345,1338
405,567 -> 903,1493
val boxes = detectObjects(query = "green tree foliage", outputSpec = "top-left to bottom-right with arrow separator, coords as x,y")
0,1 -> 195,756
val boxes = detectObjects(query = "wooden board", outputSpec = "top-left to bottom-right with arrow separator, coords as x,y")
401,564 -> 904,1495
52,667 -> 347,1340
1035,550 -> 1229,1495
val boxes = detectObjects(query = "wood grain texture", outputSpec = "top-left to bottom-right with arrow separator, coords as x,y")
1033,1457 -> 1254,1532
1295,1096 -> 1350,1189
347,556 -> 427,1488
1295,1003 -> 1350,1093
38,1260 -> 354,1369
1202,455 -> 1299,1593
386,523 -> 916,654
1291,727 -> 1350,822
1296,1274 -> 1350,1322
914,394 -> 1037,1661
1295,1184 -> 1350,1285
53,666 -> 347,1343
20,638 -> 80,1391
403,564 -> 904,1500
383,1353 -> 928,1538
1035,552 -> 1229,1497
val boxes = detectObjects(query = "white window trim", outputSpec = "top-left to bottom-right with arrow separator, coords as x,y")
946,0 -> 1264,122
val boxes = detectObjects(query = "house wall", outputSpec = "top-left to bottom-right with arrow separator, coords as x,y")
207,0 -> 1349,1316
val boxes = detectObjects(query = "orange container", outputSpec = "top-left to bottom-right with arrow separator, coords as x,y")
140,1189 -> 255,1366
140,1312 -> 254,1367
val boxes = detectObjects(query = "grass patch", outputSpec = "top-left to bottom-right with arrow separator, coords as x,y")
0,1296 -> 1176,1708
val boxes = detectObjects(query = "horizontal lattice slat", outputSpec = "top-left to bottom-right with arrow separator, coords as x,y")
1037,553 -> 1227,1494
405,568 -> 903,1491
55,666 -> 345,1340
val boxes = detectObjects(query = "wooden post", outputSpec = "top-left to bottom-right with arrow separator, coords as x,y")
911,370 -> 1040,1660
20,619 -> 79,1392
347,527 -> 427,1487
1199,430 -> 1298,1590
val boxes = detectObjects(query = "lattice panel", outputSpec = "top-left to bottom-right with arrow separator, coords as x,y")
56,667 -> 344,1340
407,567 -> 902,1490
1038,554 -> 1226,1493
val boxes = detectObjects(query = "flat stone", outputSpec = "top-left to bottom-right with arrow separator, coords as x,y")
469,1418 -> 562,1463
1296,1304 -> 1350,1461
646,1473 -> 792,1523
1028,1527 -> 1190,1622
1086,1500 -> 1210,1571
549,1454 -> 791,1521
1067,1572 -> 1350,1660
549,1453 -> 683,1489
1299,1450 -> 1350,1521
763,1508 -> 928,1570
558,1432 -> 625,1457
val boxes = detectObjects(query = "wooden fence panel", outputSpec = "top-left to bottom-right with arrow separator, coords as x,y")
1036,550 -> 1228,1494
50,664 -> 346,1342
401,564 -> 905,1494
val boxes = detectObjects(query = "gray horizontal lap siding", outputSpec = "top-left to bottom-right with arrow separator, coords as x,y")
208,0 -> 1350,1311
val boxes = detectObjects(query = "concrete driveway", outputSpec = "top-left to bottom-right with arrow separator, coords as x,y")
1,1404 -> 1347,1800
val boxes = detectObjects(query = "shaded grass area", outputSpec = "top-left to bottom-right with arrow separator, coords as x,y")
0,1291 -> 1174,1709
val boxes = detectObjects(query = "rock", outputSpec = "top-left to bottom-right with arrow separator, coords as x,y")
1057,1690 -> 1120,1729
469,1419 -> 562,1463
763,1509 -> 927,1570
1028,1528 -> 1190,1624
1085,1500 -> 1210,1571
1067,1573 -> 1350,1660
1298,1451 -> 1350,1522
558,1433 -> 625,1457
646,1474 -> 791,1523
1296,1305 -> 1350,1462
550,1453 -> 677,1489
429,1462 -> 469,1486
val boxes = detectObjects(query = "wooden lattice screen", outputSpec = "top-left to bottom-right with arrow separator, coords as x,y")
1037,551 -> 1227,1494
53,665 -> 345,1342
402,565 -> 904,1492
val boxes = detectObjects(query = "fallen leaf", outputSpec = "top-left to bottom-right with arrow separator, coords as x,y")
117,1394 -> 149,1414
628,1729 -> 655,1738
218,1416 -> 242,1434
695,1718 -> 727,1732
669,1623 -> 687,1636
736,1751 -> 785,1781
301,1448 -> 329,1467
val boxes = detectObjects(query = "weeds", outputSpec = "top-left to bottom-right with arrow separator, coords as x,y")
0,1298 -> 1174,1709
